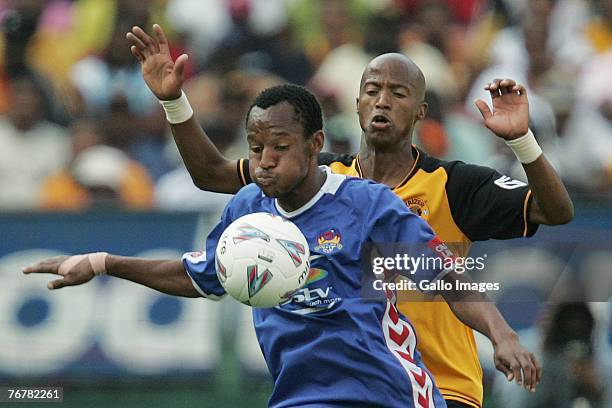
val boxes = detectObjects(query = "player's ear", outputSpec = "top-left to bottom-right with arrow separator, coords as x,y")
310,130 -> 324,156
416,102 -> 428,121
356,97 -> 360,113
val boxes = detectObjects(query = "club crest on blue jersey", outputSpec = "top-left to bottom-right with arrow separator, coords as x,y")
233,223 -> 270,244
247,264 -> 273,297
314,228 -> 343,254
276,239 -> 306,267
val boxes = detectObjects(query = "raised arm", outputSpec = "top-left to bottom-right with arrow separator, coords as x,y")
23,253 -> 201,298
475,78 -> 574,225
127,24 -> 243,193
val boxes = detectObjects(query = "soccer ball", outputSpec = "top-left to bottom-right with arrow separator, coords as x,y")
215,212 -> 310,307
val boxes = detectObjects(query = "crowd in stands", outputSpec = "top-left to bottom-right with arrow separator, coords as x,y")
0,0 -> 610,211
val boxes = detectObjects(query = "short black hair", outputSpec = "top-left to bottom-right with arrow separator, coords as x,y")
246,84 -> 323,138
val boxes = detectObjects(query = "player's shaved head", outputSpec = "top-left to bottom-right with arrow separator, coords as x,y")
360,53 -> 426,102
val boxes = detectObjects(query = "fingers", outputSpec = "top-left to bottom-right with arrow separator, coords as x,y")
496,349 -> 540,393
130,26 -> 159,56
22,256 -> 68,275
130,45 -> 145,63
152,24 -> 169,54
485,79 -> 502,99
511,360 -> 522,388
532,352 -> 543,386
513,83 -> 528,97
173,54 -> 189,82
48,278 -> 68,290
474,99 -> 492,121
484,78 -> 525,98
126,32 -> 147,51
495,353 -> 520,383
495,360 -> 513,381
516,353 -> 535,391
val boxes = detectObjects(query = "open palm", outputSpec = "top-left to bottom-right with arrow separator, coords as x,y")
475,79 -> 530,140
126,24 -> 187,101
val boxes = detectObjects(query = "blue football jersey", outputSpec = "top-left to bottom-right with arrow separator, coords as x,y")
184,166 -> 449,408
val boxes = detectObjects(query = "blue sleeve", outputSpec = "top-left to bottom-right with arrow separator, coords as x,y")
182,203 -> 234,300
365,186 -> 454,288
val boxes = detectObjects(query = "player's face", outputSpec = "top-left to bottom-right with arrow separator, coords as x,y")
247,102 -> 318,198
357,60 -> 427,148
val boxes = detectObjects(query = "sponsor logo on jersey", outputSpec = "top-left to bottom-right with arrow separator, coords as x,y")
305,267 -> 328,284
279,284 -> 342,314
494,175 -> 527,190
405,197 -> 430,217
314,228 -> 343,253
233,224 -> 270,244
280,266 -> 324,301
277,264 -> 341,314
247,264 -> 273,297
276,239 -> 307,267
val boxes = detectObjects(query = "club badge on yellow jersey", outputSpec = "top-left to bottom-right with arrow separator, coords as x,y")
405,197 -> 430,218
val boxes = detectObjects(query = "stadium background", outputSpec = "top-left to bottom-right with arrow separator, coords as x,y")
1,0 -> 611,406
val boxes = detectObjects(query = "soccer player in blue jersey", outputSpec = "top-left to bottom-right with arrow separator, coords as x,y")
24,84 -> 539,408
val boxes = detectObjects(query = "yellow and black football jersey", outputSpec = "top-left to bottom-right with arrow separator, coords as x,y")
238,147 -> 538,407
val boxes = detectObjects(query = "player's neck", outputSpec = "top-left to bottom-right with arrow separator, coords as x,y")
359,140 -> 415,188
277,166 -> 327,213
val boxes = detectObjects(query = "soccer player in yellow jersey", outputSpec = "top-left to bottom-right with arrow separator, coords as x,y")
128,25 -> 573,407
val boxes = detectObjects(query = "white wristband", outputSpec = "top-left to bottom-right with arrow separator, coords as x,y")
57,252 -> 108,277
504,129 -> 543,164
89,252 -> 108,276
159,91 -> 194,124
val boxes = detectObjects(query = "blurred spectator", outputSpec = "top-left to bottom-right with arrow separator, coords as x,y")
70,20 -> 171,179
200,1 -> 312,86
41,122 -> 154,211
0,0 -> 43,79
0,0 -> 69,122
70,21 -> 158,117
288,0 -> 374,66
310,42 -> 370,117
559,51 -> 612,196
238,25 -> 313,86
309,2 -> 386,117
398,17 -> 460,104
494,303 -> 608,407
393,0 -> 485,27
205,0 -> 268,74
0,75 -> 70,209
324,115 -> 357,155
415,90 -> 450,157
585,0 -> 612,54
167,0 -> 288,67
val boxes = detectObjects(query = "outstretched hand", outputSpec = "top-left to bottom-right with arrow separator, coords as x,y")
23,255 -> 96,290
475,78 -> 529,140
126,24 -> 187,101
493,333 -> 542,393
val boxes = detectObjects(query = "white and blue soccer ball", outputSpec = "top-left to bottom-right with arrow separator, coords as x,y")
215,212 -> 310,307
